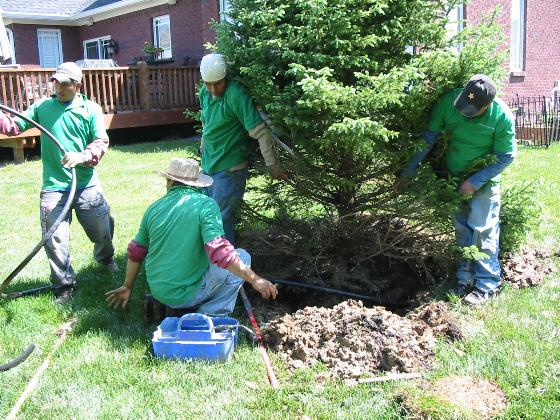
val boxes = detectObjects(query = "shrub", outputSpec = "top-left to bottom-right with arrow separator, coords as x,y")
500,180 -> 543,253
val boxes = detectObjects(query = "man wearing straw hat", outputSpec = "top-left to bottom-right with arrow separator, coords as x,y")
106,157 -> 278,315
0,62 -> 118,303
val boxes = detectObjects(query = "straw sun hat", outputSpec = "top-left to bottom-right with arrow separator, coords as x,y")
154,158 -> 213,188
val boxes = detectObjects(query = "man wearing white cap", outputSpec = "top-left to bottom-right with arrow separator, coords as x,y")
0,62 -> 118,302
106,158 -> 278,315
198,53 -> 286,244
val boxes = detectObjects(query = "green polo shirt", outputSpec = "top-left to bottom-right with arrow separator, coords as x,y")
14,94 -> 108,191
428,88 -> 516,175
199,80 -> 263,174
135,185 -> 225,307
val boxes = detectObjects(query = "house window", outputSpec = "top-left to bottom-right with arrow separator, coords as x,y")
4,28 -> 16,64
153,15 -> 172,59
219,0 -> 232,21
37,29 -> 63,68
83,36 -> 112,59
446,3 -> 464,51
510,0 -> 526,72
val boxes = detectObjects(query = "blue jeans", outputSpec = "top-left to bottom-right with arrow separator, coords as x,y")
204,168 -> 248,245
173,248 -> 249,315
453,183 -> 501,292
40,185 -> 115,287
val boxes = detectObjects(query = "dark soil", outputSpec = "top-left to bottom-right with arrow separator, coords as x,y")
254,247 -> 554,379
501,249 -> 554,288
262,300 -> 461,379
407,301 -> 464,342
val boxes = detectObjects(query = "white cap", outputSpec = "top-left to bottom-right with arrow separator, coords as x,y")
200,53 -> 227,82
51,62 -> 83,83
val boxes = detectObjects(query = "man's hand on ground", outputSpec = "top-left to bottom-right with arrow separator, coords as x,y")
267,164 -> 288,181
250,277 -> 278,300
459,180 -> 476,195
105,286 -> 132,309
61,152 -> 85,168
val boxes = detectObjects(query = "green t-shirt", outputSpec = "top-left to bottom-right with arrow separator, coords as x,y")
14,94 -> 108,191
428,88 -> 516,175
135,185 -> 225,307
199,80 -> 263,174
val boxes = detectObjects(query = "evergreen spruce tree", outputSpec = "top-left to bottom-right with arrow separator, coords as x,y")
212,1 -> 507,299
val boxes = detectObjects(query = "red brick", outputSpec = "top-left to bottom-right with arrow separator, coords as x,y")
7,0 -> 219,67
467,0 -> 560,99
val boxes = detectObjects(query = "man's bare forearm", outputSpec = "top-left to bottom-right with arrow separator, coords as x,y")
225,258 -> 260,284
123,259 -> 141,290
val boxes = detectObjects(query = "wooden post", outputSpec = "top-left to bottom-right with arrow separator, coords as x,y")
13,143 -> 24,164
137,61 -> 150,111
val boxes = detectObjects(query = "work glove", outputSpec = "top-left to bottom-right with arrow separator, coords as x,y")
61,152 -> 86,168
267,163 -> 288,181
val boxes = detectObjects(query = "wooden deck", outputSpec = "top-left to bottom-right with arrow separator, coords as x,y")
0,63 -> 200,163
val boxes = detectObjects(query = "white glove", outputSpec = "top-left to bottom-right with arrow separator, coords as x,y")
61,152 -> 86,168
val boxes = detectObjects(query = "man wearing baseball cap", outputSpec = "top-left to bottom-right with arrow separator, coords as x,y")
197,53 -> 287,245
401,74 -> 516,306
106,157 -> 278,314
0,61 -> 118,302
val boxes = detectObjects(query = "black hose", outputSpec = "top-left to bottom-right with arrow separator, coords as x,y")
0,103 -> 77,298
271,278 -> 380,302
0,344 -> 35,372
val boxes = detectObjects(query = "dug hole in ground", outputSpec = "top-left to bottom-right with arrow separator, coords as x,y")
245,247 -> 553,417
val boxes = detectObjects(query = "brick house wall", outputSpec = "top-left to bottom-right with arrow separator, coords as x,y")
467,0 -> 560,99
8,24 -> 81,67
79,0 -> 217,66
7,0 -> 219,67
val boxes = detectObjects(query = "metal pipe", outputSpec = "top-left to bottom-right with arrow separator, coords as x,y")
238,287 -> 279,389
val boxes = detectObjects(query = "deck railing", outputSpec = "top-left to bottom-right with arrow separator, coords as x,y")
0,63 -> 200,114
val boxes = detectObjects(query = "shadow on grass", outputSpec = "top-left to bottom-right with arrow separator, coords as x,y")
63,253 -> 258,355
52,252 -> 156,355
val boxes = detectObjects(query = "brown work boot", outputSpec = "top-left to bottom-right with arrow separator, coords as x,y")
153,299 -> 168,322
143,293 -> 154,322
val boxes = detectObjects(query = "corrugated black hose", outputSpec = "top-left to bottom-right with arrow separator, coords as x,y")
0,103 -> 77,371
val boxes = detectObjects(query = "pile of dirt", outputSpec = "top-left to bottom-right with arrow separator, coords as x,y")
262,300 -> 461,379
407,301 -> 464,342
501,249 -> 554,288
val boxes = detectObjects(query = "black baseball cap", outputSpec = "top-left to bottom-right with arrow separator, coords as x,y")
454,74 -> 497,117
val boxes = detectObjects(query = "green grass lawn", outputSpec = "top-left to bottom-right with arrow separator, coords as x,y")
0,140 -> 559,419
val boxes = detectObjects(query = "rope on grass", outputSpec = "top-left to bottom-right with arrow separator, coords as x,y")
7,318 -> 76,420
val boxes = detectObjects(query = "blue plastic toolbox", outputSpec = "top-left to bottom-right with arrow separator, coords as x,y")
152,313 -> 239,362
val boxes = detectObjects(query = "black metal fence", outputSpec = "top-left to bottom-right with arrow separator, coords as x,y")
508,95 -> 560,147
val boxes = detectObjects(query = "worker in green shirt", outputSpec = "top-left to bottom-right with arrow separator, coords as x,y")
106,157 -> 278,314
0,62 -> 118,303
198,53 -> 287,244
401,74 -> 516,306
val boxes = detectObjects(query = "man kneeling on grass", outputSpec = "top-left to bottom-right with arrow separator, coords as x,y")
106,157 -> 278,315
